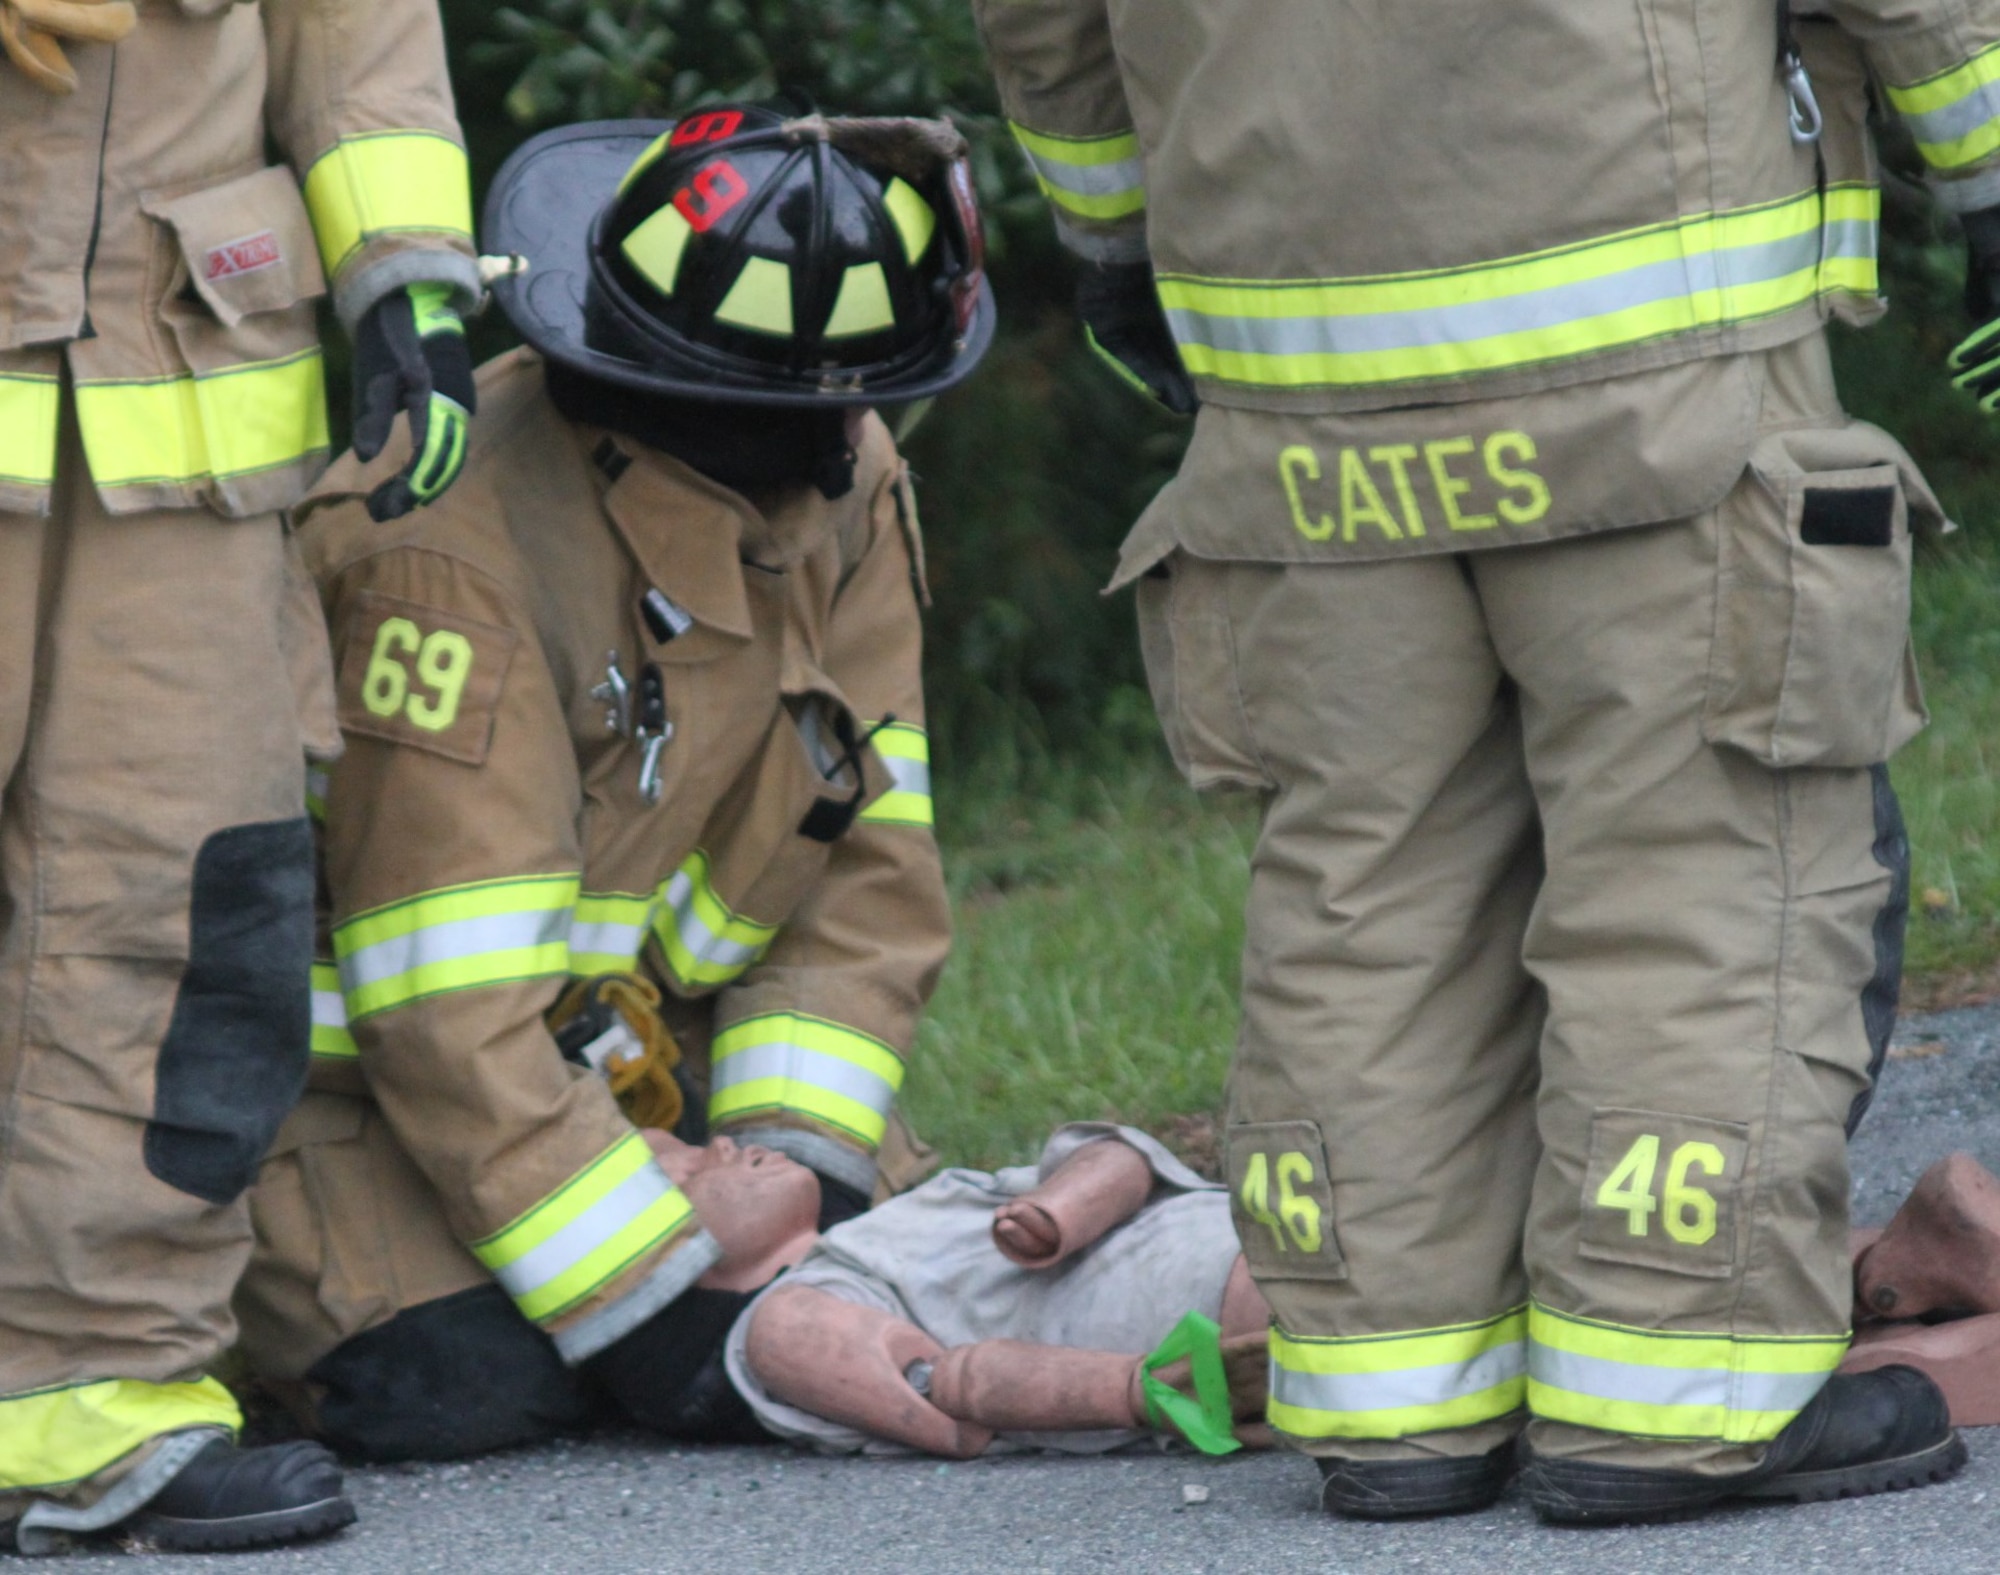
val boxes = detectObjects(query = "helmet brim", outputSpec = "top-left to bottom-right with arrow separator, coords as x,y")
483,121 -> 996,409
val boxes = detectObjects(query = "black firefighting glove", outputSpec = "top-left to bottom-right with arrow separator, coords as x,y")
1076,260 -> 1198,416
1949,206 -> 2000,412
816,1174 -> 870,1232
352,282 -> 475,522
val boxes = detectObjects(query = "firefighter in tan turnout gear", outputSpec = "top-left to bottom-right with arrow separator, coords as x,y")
976,0 -> 2000,1525
229,105 -> 993,1460
0,0 -> 478,1554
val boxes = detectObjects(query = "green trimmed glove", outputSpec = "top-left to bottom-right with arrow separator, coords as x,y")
1949,206 -> 2000,413
1076,260 -> 1197,416
352,282 -> 475,521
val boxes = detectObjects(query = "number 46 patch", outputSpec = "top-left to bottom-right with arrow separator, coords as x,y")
1225,1121 -> 1347,1282
1579,1108 -> 1749,1279
337,590 -> 518,766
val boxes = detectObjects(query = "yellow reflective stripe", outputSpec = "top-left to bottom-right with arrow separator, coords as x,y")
882,177 -> 937,264
0,1377 -> 240,1493
310,961 -> 357,1061
1267,1309 -> 1528,1441
860,721 -> 932,828
709,1012 -> 904,1150
471,1131 -> 695,1325
621,203 -> 696,296
1886,41 -> 2000,169
825,262 -> 896,337
333,873 -> 579,1020
715,256 -> 795,337
1527,1304 -> 1845,1444
653,849 -> 779,989
302,131 -> 474,277
0,371 -> 58,488
74,350 -> 329,490
570,891 -> 656,975
1160,187 -> 1877,390
1008,122 -> 1146,220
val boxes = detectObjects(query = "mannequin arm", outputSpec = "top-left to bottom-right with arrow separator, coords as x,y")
992,1136 -> 1155,1268
743,1284 -> 994,1458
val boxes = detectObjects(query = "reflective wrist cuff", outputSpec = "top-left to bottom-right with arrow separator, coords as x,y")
720,1123 -> 880,1199
1928,161 -> 2000,215
334,248 -> 483,336
1009,122 -> 1146,222
304,130 -> 474,285
1054,213 -> 1152,266
472,1131 -> 709,1344
1887,43 -> 2000,172
549,1227 -> 724,1366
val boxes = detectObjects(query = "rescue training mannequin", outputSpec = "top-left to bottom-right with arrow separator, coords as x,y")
229,103 -> 995,1465
973,0 -> 1996,1526
615,1123 -> 1274,1455
1843,1153 -> 2000,1425
0,0 -> 478,1552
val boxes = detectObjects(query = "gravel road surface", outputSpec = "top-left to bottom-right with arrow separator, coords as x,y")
20,1005 -> 2000,1573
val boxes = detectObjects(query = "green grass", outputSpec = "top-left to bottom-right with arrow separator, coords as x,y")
904,539 -> 2000,1168
898,743 -> 1254,1170
1897,533 -> 2000,984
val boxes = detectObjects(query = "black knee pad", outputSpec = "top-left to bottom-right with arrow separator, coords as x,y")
306,1284 -> 599,1461
147,817 -> 315,1205
580,1287 -> 774,1443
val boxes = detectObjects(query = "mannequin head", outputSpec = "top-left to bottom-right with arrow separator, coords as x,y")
648,1132 -> 822,1291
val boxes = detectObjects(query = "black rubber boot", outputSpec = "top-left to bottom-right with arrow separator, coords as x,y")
123,1439 -> 356,1551
1318,1440 -> 1518,1519
1522,1365 -> 1966,1526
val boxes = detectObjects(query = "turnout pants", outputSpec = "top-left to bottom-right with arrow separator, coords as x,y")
0,404 -> 330,1525
1140,339 -> 1925,1473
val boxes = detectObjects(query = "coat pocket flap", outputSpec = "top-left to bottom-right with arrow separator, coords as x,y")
144,166 -> 328,329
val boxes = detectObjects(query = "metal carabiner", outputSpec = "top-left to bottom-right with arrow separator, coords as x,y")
1785,50 -> 1824,146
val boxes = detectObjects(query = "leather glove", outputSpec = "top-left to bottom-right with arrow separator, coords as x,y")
352,281 -> 475,521
0,0 -> 134,95
1949,206 -> 2000,411
1076,260 -> 1197,416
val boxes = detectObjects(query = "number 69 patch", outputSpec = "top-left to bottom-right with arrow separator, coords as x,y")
337,590 -> 517,765
1224,1120 -> 1347,1282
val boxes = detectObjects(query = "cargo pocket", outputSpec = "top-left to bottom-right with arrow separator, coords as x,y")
1136,552 -> 1273,793
141,165 -> 331,517
1701,422 -> 1938,769
146,816 -> 316,1206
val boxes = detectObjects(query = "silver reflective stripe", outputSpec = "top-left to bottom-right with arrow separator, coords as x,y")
339,907 -> 572,993
1529,1345 -> 1828,1415
709,1039 -> 898,1118
569,913 -> 650,964
490,1161 -> 677,1301
1901,77 -> 2000,149
1272,1341 -> 1527,1417
1022,148 -> 1147,200
661,868 -> 765,971
311,984 -> 348,1031
1823,218 -> 1879,269
881,753 -> 931,799
1164,231 -> 1829,362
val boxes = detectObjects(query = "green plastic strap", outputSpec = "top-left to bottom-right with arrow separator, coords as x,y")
1140,1310 -> 1241,1456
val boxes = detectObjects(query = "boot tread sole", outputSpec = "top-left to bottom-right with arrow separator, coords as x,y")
127,1493 -> 357,1552
1735,1432 -> 1969,1504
